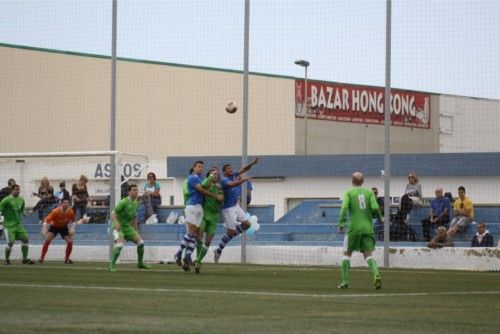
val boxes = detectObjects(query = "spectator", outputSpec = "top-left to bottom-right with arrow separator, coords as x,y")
371,187 -> 385,214
246,179 -> 253,205
371,187 -> 384,240
447,186 -> 474,237
428,226 -> 454,248
143,172 -> 161,216
421,188 -> 451,242
404,172 -> 422,206
470,222 -> 494,247
72,175 -> 89,220
0,178 -> 16,202
32,177 -> 56,224
55,181 -> 71,206
238,178 -> 253,206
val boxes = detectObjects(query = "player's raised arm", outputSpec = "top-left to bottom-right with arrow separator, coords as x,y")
195,184 -> 223,201
224,176 -> 250,188
237,156 -> 259,175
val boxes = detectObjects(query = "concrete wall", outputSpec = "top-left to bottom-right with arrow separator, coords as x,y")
439,95 -> 500,152
0,45 -> 295,160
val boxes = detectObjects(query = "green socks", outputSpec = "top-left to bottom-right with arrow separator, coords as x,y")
341,258 -> 350,284
137,244 -> 144,265
195,240 -> 203,258
196,245 -> 208,263
367,257 -> 380,278
21,244 -> 28,260
111,246 -> 122,266
5,247 -> 12,261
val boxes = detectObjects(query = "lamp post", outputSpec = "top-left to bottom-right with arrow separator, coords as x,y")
295,60 -> 310,155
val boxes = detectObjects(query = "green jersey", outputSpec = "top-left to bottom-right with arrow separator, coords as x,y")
183,179 -> 189,206
0,195 -> 25,228
339,187 -> 381,235
202,176 -> 223,213
113,197 -> 139,228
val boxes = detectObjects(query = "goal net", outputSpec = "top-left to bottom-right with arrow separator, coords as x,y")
0,151 -> 149,263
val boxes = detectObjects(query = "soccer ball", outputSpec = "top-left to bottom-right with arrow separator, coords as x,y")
225,101 -> 238,114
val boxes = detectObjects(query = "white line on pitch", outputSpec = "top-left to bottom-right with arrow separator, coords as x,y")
1,264 -> 497,275
0,282 -> 498,300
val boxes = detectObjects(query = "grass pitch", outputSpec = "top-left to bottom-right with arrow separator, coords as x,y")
0,261 -> 498,334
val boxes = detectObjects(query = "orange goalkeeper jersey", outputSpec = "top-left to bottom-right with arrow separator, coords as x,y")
44,207 -> 76,228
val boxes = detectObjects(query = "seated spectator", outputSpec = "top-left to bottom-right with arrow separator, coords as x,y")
421,188 -> 451,242
0,178 -> 16,202
143,172 -> 161,217
428,226 -> 454,248
404,172 -> 422,206
72,175 -> 89,220
470,222 -> 494,247
32,177 -> 56,223
55,181 -> 71,206
447,186 -> 474,237
371,187 -> 385,241
371,187 -> 385,214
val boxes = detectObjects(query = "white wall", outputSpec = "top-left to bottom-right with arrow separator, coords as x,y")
439,95 -> 500,152
170,173 -> 500,221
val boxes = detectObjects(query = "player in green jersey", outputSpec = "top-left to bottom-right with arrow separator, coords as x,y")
195,167 -> 224,273
109,184 -> 151,272
338,172 -> 382,289
0,184 -> 35,265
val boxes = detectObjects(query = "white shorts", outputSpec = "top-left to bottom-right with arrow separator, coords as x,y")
185,204 -> 203,227
221,205 -> 248,230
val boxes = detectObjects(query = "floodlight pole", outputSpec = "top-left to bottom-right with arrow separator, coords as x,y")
295,60 -> 310,155
383,0 -> 392,268
110,0 -> 118,260
241,0 -> 250,264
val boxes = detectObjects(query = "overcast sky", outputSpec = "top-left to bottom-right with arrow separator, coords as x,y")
1,0 -> 499,99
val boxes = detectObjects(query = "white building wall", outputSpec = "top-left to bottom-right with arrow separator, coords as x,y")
171,173 -> 500,221
439,95 -> 500,152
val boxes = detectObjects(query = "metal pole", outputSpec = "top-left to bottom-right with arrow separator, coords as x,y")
383,0 -> 392,268
109,0 -> 118,260
304,66 -> 308,155
240,0 -> 250,264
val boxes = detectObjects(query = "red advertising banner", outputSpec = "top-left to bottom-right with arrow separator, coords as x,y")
295,80 -> 431,129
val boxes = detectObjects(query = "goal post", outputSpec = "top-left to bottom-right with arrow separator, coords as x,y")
0,151 -> 149,262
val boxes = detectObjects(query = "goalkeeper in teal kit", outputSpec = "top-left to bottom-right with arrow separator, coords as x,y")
338,172 -> 382,289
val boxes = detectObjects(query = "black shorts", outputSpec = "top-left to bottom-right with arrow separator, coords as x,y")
48,226 -> 69,238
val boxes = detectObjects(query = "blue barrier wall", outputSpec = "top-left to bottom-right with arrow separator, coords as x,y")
8,202 -> 499,247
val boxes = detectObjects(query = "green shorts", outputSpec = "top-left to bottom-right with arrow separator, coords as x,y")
199,212 -> 219,235
113,226 -> 139,242
4,224 -> 29,243
345,233 -> 375,253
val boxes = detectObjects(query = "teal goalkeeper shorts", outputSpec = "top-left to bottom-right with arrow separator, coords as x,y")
344,233 -> 375,253
4,224 -> 29,243
200,212 -> 219,235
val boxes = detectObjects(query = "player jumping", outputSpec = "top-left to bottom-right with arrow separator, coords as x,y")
214,157 -> 259,263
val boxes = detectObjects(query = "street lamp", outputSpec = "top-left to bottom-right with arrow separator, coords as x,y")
295,60 -> 310,155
